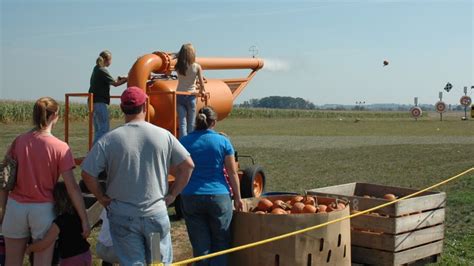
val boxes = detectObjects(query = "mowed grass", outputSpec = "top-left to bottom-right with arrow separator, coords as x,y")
0,111 -> 473,265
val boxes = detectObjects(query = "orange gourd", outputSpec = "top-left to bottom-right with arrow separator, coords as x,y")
302,204 -> 317,213
290,196 -> 304,205
291,202 -> 305,214
383,194 -> 397,201
318,204 -> 328,213
257,198 -> 273,212
271,208 -> 287,215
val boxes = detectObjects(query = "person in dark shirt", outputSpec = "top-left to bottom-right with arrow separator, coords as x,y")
89,50 -> 127,143
25,182 -> 91,266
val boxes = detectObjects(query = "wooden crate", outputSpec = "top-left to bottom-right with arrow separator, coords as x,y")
230,195 -> 351,266
307,183 -> 446,265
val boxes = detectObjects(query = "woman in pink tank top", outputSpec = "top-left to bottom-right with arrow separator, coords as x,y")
0,97 -> 90,265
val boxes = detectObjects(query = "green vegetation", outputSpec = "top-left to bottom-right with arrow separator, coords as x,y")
1,101 -> 423,123
239,96 -> 316,109
230,107 -> 416,119
0,100 -> 123,123
0,107 -> 472,265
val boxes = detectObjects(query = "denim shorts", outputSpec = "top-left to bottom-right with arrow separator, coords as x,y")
2,198 -> 54,239
108,209 -> 172,265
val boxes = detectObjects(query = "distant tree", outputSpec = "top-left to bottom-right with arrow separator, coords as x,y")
239,96 -> 315,109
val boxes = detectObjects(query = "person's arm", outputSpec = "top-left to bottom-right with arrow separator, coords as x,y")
111,76 -> 127,87
81,170 -> 111,208
196,65 -> 205,94
62,170 -> 90,238
0,190 -> 8,224
25,223 -> 60,253
165,156 -> 194,206
225,155 -> 243,211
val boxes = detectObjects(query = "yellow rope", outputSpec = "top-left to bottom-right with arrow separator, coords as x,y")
165,167 -> 473,266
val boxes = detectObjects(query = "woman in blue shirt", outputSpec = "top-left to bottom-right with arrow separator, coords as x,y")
179,106 -> 243,266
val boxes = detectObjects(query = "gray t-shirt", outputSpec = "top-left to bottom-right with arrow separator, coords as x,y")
81,121 -> 190,217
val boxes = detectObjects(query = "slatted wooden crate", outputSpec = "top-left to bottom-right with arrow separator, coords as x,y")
230,195 -> 351,266
307,183 -> 446,266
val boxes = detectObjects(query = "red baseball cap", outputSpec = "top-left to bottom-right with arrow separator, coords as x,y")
120,87 -> 148,108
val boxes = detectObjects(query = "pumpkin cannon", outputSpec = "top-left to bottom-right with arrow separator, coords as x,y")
65,50 -> 266,221
127,51 -> 264,134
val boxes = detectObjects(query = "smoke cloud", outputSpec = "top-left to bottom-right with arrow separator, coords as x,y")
262,58 -> 291,72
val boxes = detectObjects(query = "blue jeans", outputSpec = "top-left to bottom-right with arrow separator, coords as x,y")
177,95 -> 196,139
108,210 -> 172,265
181,195 -> 232,266
93,103 -> 109,144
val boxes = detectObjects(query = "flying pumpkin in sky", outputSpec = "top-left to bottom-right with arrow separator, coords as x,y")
383,60 -> 389,66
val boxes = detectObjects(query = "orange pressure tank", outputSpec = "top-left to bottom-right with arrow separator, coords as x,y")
127,51 -> 264,134
147,78 -> 233,132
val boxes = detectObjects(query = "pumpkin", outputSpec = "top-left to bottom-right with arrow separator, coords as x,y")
327,202 -> 337,212
304,197 -> 316,206
291,202 -> 305,214
383,193 -> 397,201
318,204 -> 328,213
257,198 -> 273,212
290,195 -> 304,205
271,208 -> 287,215
302,204 -> 317,213
272,199 -> 288,210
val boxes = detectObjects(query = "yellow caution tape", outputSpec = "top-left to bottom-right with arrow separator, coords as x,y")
166,167 -> 473,266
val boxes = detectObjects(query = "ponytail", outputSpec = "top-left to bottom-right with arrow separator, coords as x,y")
195,106 -> 217,130
33,97 -> 59,130
96,50 -> 112,67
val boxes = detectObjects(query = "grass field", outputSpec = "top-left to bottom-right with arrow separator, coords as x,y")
1,109 -> 473,265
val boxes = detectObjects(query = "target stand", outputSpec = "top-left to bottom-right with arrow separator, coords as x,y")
410,97 -> 422,121
460,93 -> 471,120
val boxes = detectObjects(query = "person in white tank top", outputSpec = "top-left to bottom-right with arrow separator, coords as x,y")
175,43 -> 206,138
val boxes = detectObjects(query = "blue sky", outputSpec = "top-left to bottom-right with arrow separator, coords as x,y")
1,0 -> 472,105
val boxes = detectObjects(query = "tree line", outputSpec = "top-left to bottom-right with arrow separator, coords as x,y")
238,96 -> 316,110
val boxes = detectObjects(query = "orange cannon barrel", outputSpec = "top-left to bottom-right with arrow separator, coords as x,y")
127,51 -> 263,134
197,57 -> 264,70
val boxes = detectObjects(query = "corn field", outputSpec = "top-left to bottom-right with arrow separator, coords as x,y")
1,100 -> 419,123
229,107 -> 417,119
0,100 -> 123,123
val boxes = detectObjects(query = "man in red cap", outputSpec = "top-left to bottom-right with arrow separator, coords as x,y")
81,86 -> 194,265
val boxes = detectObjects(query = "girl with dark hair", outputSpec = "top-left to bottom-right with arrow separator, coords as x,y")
179,106 -> 243,266
175,43 -> 206,138
25,182 -> 91,266
0,97 -> 89,265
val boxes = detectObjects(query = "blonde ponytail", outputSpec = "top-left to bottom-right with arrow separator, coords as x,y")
96,50 -> 112,67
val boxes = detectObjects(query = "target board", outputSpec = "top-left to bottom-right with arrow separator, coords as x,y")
435,101 -> 447,113
460,96 -> 472,107
410,106 -> 422,118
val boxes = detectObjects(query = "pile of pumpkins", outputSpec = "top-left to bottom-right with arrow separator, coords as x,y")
248,195 -> 346,215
